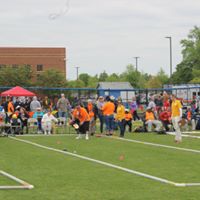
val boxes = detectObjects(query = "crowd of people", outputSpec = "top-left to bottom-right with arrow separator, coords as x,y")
0,91 -> 199,143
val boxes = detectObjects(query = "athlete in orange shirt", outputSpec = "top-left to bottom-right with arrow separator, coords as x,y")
101,96 -> 115,135
72,104 -> 90,140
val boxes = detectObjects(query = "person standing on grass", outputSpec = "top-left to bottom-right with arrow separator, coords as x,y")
101,96 -> 115,136
57,93 -> 71,119
72,103 -> 90,140
115,99 -> 125,137
96,96 -> 105,133
87,99 -> 96,136
129,96 -> 140,120
171,94 -> 183,143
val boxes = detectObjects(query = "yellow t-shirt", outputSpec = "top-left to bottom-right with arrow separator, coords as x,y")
171,100 -> 182,117
115,105 -> 125,121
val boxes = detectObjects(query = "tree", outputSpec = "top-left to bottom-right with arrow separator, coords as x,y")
79,73 -> 90,86
99,71 -> 108,81
172,26 -> 200,84
67,80 -> 85,88
156,68 -> 169,85
0,65 -> 33,86
145,76 -> 162,88
36,69 -> 67,87
120,64 -> 147,88
106,73 -> 120,82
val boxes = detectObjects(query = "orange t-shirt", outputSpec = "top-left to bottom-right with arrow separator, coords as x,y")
125,113 -> 132,121
102,101 -> 115,115
72,107 -> 90,123
145,111 -> 155,121
8,102 -> 14,113
87,103 -> 94,118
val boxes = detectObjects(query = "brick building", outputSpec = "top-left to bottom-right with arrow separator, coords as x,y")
0,47 -> 66,81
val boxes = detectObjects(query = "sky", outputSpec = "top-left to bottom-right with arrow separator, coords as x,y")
1,0 -> 200,80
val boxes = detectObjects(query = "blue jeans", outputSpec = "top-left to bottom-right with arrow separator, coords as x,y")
105,115 -> 114,133
58,111 -> 67,118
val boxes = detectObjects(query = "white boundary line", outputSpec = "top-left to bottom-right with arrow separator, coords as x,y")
16,134 -> 75,137
0,170 -> 34,190
167,132 -> 200,139
8,136 -> 200,187
104,135 -> 200,154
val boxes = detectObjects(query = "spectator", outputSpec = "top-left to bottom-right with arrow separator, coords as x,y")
101,96 -> 115,136
171,94 -> 183,143
115,99 -> 125,137
42,110 -> 58,135
87,99 -> 96,136
42,96 -> 52,113
96,96 -> 105,133
129,97 -> 140,120
57,93 -> 71,119
30,96 -> 41,112
124,109 -> 132,132
33,107 -> 44,134
155,95 -> 163,114
18,107 -> 29,134
144,107 -> 161,132
159,107 -> 171,131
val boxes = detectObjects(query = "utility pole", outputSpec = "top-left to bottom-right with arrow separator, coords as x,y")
165,36 -> 172,78
75,67 -> 80,80
133,56 -> 140,71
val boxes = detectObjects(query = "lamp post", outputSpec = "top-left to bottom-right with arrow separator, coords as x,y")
133,56 -> 140,71
165,36 -> 172,78
75,67 -> 80,80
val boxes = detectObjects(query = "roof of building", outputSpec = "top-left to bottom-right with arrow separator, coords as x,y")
97,82 -> 133,89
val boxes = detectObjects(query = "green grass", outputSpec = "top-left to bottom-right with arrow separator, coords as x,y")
1,132 -> 200,200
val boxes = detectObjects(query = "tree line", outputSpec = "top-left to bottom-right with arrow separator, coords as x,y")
0,26 -> 199,89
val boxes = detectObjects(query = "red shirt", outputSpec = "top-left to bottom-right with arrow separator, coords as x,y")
159,111 -> 171,122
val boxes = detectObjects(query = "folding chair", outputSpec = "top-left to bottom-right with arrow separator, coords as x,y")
55,117 -> 67,134
27,118 -> 38,134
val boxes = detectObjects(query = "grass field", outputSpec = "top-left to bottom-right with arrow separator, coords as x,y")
1,131 -> 200,200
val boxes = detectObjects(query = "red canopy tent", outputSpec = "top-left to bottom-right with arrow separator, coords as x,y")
1,86 -> 35,97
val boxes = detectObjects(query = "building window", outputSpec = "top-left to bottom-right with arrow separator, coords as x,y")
37,64 -> 43,71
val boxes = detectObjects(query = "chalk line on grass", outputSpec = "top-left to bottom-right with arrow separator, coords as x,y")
104,135 -> 200,154
8,136 -> 200,187
167,132 -> 200,139
0,170 -> 34,190
16,134 -> 75,137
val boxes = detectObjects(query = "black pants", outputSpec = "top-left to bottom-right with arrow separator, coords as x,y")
79,121 -> 89,134
133,111 -> 140,120
98,114 -> 104,133
124,120 -> 132,132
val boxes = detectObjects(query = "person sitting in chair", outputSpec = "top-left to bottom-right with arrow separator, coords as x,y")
33,107 -> 44,134
144,107 -> 161,132
42,110 -> 58,135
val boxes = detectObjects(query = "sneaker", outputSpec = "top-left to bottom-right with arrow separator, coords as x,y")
76,134 -> 81,139
85,134 -> 89,140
